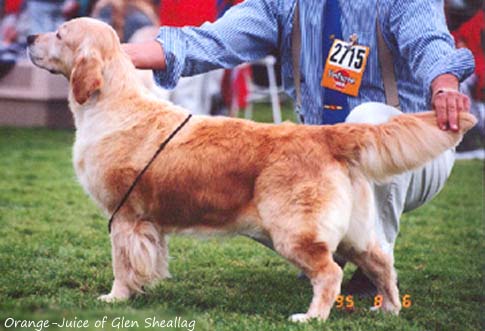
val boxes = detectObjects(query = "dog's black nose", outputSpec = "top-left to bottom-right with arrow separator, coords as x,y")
27,35 -> 38,45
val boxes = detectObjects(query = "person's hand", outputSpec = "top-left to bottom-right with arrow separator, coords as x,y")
121,41 -> 166,70
431,73 -> 470,132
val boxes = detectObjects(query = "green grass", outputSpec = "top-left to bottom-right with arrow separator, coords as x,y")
0,104 -> 483,331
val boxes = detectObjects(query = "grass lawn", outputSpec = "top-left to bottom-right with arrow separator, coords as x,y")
0,103 -> 483,331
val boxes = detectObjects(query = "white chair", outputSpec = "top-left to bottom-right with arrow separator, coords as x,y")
230,55 -> 283,123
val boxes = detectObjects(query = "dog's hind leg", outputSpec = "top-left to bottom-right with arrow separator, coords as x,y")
278,236 -> 343,322
256,165 -> 354,321
350,243 -> 401,314
260,195 -> 349,320
98,218 -> 169,302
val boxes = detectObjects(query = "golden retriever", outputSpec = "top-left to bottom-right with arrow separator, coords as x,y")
27,18 -> 476,322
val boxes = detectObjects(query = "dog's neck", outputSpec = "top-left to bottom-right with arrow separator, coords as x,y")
68,53 -> 146,124
103,54 -> 145,98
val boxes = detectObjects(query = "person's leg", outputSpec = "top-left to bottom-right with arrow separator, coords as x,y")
343,103 -> 455,296
372,150 -> 454,259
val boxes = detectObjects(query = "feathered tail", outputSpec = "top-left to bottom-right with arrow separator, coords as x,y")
325,111 -> 477,182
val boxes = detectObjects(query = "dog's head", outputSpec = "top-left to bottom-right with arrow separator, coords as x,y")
27,18 -> 121,105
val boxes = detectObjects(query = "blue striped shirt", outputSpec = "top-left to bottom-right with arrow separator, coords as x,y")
154,0 -> 475,125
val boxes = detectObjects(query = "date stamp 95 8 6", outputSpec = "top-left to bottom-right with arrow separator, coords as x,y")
335,294 -> 412,310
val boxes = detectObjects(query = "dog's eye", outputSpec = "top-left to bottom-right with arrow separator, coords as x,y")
56,32 -> 62,40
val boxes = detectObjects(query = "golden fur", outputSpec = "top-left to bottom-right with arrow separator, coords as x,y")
28,18 -> 476,322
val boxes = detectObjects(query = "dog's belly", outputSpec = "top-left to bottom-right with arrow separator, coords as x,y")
160,201 -> 270,241
74,155 -> 260,233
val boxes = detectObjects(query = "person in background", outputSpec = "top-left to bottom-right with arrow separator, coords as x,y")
0,0 -> 24,45
445,0 -> 483,30
159,0 -> 216,27
122,0 -> 474,297
452,6 -> 485,152
92,0 -> 158,42
25,0 -> 65,35
61,0 -> 96,19
453,7 -> 484,108
0,0 -> 28,74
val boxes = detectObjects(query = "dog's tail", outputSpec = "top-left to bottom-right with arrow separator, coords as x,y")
325,111 -> 477,182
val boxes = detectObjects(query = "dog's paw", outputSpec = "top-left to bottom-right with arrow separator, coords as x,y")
370,305 -> 380,312
289,313 -> 310,323
382,304 -> 400,316
369,304 -> 400,316
97,293 -> 129,303
161,271 -> 172,280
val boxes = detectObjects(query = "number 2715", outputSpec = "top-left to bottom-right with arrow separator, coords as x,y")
329,43 -> 366,70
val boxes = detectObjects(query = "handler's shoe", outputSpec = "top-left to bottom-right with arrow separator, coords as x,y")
341,268 -> 377,298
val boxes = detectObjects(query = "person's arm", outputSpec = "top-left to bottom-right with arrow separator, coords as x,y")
122,41 -> 166,70
123,0 -> 283,89
388,0 -> 475,131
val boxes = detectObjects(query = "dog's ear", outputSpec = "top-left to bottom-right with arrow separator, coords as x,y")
70,51 -> 103,105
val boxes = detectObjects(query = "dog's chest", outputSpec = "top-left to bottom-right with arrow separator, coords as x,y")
72,137 -> 115,210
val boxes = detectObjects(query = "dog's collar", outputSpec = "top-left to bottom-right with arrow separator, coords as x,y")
107,114 -> 192,233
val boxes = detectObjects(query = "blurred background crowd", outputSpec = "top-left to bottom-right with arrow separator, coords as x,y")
0,0 -> 268,118
0,0 -> 483,151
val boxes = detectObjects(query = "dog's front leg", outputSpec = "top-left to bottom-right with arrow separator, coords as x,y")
98,280 -> 132,303
98,218 -> 169,302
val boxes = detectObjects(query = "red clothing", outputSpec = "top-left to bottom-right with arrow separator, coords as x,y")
5,0 -> 23,14
452,10 -> 485,101
221,66 -> 251,109
160,0 -> 217,27
160,0 -> 250,110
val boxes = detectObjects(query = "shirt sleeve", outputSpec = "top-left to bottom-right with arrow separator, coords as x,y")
387,0 -> 475,104
154,0 -> 283,89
